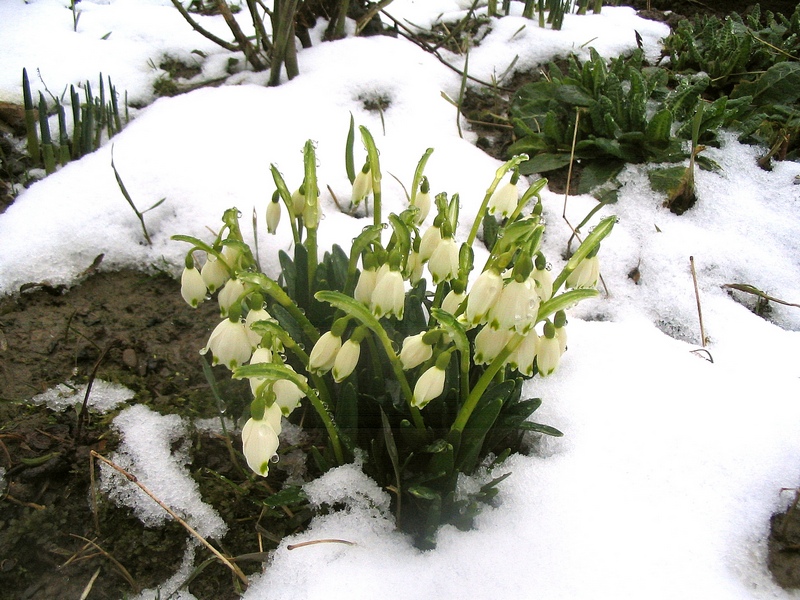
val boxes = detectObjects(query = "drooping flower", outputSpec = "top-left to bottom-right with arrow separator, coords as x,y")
201,254 -> 229,293
473,325 -> 513,365
180,266 -> 207,308
530,268 -> 553,302
428,237 -> 460,284
487,181 -> 519,218
333,338 -> 362,383
202,318 -> 254,370
351,164 -> 373,206
241,416 -> 280,477
404,250 -> 424,285
418,225 -> 442,263
412,363 -> 446,409
399,332 -> 433,370
465,268 -> 503,325
308,331 -> 342,375
566,255 -> 600,289
248,346 -> 275,397
291,186 -> 306,217
506,330 -> 538,377
371,266 -> 405,319
536,322 -> 561,376
412,176 -> 432,225
266,192 -> 281,234
218,277 -> 245,317
489,279 -> 539,334
354,266 -> 378,305
273,371 -> 306,416
441,289 -> 466,315
245,307 -> 274,347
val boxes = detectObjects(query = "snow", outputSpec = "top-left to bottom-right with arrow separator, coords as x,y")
31,379 -> 135,412
2,1 -> 800,598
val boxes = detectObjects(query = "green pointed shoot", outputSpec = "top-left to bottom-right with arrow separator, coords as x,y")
410,148 -> 434,206
507,176 -> 547,223
234,362 -> 343,466
345,113 -> 356,184
70,86 -> 82,159
315,289 -> 425,430
467,153 -> 529,247
359,126 -> 382,227
302,140 -> 320,295
56,101 -> 70,166
552,215 -> 616,293
22,69 -> 40,166
38,93 -> 55,174
269,164 -> 301,244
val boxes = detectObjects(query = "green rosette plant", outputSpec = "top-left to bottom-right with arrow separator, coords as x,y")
174,126 -> 614,548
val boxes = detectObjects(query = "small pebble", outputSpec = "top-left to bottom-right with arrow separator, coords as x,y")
122,348 -> 138,369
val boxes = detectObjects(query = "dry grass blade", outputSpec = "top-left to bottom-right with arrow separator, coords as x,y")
90,450 -> 250,587
69,535 -> 140,594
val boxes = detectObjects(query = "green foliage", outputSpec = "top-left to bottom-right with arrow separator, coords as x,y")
177,131 -> 614,548
509,49 -> 690,193
21,69 -> 128,173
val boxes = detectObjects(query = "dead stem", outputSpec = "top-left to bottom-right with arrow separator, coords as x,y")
287,538 -> 356,550
689,256 -> 707,347
90,450 -> 249,587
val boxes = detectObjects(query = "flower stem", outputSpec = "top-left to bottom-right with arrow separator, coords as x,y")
450,333 -> 523,433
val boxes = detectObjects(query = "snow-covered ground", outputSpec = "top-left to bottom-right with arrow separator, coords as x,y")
1,1 -> 799,598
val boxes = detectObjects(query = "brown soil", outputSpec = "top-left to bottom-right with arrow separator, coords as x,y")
0,271 -> 314,599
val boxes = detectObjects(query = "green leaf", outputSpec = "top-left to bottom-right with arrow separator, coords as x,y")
262,486 -> 308,508
644,108 -> 673,145
576,159 -> 624,194
518,422 -> 564,436
456,396 -> 504,473
408,484 -> 439,501
732,62 -> 800,105
518,152 -> 573,175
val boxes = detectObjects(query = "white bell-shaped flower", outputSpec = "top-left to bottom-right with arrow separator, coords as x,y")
487,181 -> 519,218
473,326 -> 513,365
241,416 -> 280,477
308,331 -> 342,375
245,307 -> 273,347
247,346 -> 274,397
507,331 -> 538,377
428,237 -> 460,285
351,166 -> 373,205
418,225 -> 442,263
465,269 -> 503,325
371,266 -> 405,319
202,318 -> 254,370
201,254 -> 229,293
266,197 -> 281,234
333,338 -> 362,383
273,372 -> 306,416
566,255 -> 600,289
413,189 -> 432,225
218,278 -> 245,317
489,279 -> 539,334
399,332 -> 433,370
441,289 -> 466,315
354,267 -> 378,305
537,323 -> 561,376
412,364 -> 446,409
180,266 -> 207,308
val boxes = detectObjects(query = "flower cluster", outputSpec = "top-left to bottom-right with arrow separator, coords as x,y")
174,127 -> 614,542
